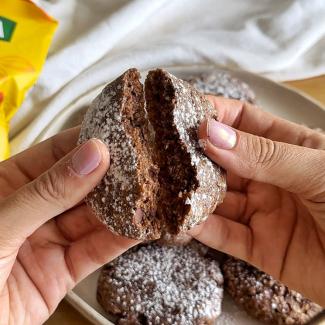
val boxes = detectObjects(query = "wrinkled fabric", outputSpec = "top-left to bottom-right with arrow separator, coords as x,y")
10,0 -> 325,154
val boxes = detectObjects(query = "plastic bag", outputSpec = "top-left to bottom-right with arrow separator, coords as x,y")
0,0 -> 57,160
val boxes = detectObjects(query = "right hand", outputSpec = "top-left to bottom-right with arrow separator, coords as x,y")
191,96 -> 325,306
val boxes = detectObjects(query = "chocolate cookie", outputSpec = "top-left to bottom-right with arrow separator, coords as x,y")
79,69 -> 160,239
79,68 -> 226,240
187,71 -> 256,103
145,69 -> 226,237
97,242 -> 224,324
222,257 -> 323,324
159,70 -> 255,245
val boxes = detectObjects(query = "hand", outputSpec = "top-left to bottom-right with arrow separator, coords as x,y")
192,96 -> 325,306
0,127 -> 138,325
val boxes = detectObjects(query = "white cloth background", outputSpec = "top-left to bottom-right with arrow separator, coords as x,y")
9,0 -> 325,154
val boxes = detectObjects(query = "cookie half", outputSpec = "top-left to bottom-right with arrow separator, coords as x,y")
79,69 -> 160,239
145,69 -> 226,236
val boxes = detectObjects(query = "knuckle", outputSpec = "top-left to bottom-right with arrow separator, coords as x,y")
215,220 -> 231,252
306,151 -> 325,201
32,168 -> 66,205
301,132 -> 325,150
86,237 -> 109,266
51,136 -> 67,162
248,135 -> 279,170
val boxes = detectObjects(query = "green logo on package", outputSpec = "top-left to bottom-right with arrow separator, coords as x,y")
0,16 -> 17,42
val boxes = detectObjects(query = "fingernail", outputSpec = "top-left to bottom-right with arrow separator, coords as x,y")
72,139 -> 102,175
207,119 -> 237,149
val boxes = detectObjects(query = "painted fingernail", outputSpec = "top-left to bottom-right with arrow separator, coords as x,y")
207,119 -> 237,149
72,139 -> 102,175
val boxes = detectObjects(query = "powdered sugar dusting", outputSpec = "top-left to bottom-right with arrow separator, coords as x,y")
98,242 -> 224,324
187,72 -> 256,103
79,68 -> 227,240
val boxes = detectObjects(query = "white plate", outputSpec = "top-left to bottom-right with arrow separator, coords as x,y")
39,66 -> 325,325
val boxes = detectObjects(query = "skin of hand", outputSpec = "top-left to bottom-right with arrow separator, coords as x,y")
0,127 -> 139,325
191,96 -> 325,307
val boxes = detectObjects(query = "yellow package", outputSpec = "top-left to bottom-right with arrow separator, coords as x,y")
0,0 -> 57,160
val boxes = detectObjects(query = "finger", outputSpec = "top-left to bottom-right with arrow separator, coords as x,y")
207,96 -> 325,149
199,119 -> 325,200
0,139 -> 109,247
214,191 -> 248,222
25,205 -> 103,247
0,127 -> 80,195
65,228 -> 139,282
55,204 -> 104,241
225,172 -> 249,192
189,214 -> 252,262
29,204 -> 105,245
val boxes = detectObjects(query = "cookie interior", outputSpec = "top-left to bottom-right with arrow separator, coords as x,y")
121,69 -> 160,238
145,69 -> 198,235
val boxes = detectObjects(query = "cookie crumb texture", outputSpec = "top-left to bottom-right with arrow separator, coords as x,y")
145,69 -> 226,235
79,68 -> 226,240
97,242 -> 224,325
222,258 -> 323,325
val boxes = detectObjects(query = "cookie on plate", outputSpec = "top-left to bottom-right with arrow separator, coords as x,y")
187,71 -> 256,103
97,242 -> 224,324
222,257 -> 323,325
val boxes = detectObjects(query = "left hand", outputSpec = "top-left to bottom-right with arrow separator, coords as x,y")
0,127 -> 138,325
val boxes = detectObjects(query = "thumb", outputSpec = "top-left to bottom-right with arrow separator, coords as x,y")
0,139 -> 109,246
199,119 -> 325,200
